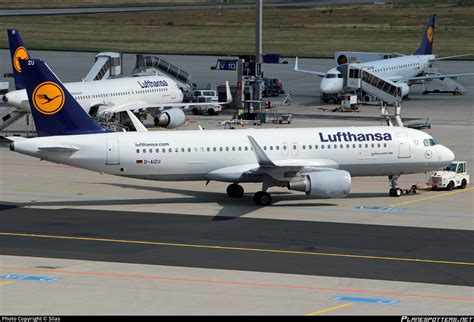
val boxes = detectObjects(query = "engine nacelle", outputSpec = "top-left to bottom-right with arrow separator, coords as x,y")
287,170 -> 351,198
399,83 -> 410,97
155,107 -> 186,129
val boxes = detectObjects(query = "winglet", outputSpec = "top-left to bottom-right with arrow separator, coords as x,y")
126,110 -> 148,132
292,57 -> 326,77
222,81 -> 232,104
247,135 -> 276,167
294,57 -> 299,71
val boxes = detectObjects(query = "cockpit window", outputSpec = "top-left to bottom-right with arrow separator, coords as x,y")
326,74 -> 338,79
423,138 -> 438,146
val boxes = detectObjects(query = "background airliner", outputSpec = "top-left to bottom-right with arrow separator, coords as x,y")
2,29 -> 231,129
294,14 -> 474,99
8,59 -> 456,206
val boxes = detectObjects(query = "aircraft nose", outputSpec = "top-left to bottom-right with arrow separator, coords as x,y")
437,145 -> 455,164
444,146 -> 455,163
319,78 -> 342,94
320,79 -> 341,94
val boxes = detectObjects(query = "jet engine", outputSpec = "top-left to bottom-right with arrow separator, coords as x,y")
154,107 -> 186,129
399,82 -> 410,97
287,170 -> 351,198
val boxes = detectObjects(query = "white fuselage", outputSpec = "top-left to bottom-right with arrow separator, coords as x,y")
320,55 -> 435,94
12,126 -> 454,183
4,76 -> 184,114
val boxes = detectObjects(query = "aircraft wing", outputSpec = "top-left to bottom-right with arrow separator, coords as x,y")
207,135 -> 339,182
102,81 -> 233,113
294,57 -> 326,77
389,72 -> 474,83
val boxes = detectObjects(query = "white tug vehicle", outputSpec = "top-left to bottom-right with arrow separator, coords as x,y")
428,161 -> 469,191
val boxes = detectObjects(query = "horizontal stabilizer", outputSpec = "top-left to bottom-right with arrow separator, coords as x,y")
38,144 -> 80,152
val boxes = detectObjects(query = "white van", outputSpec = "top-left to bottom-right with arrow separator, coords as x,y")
193,89 -> 218,103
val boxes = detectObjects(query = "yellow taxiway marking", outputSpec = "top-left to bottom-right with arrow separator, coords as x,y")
305,302 -> 353,316
0,281 -> 15,285
0,232 -> 473,267
389,187 -> 474,207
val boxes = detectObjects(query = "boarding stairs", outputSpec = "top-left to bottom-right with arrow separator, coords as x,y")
422,67 -> 466,94
0,107 -> 27,130
133,54 -> 193,99
84,52 -> 123,81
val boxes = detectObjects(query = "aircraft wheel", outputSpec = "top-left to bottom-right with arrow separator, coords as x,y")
226,184 -> 244,198
253,191 -> 272,206
389,188 -> 402,197
446,181 -> 455,191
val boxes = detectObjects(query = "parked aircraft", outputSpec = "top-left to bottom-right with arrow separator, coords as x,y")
9,59 -> 455,205
3,29 -> 231,129
294,14 -> 474,100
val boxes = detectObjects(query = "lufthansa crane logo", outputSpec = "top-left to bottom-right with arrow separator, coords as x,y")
13,46 -> 29,73
427,26 -> 434,43
32,81 -> 65,115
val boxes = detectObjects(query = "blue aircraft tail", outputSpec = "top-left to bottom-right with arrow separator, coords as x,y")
415,14 -> 436,55
20,58 -> 107,137
7,29 -> 30,90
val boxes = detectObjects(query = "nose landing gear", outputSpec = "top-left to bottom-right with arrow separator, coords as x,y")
388,175 -> 402,197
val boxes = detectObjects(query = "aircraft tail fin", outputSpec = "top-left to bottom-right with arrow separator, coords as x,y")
20,58 -> 107,137
7,29 -> 30,90
415,14 -> 436,55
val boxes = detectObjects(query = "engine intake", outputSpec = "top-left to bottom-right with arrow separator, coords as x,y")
155,107 -> 186,129
288,170 -> 351,198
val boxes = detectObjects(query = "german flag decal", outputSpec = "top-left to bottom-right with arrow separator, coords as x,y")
136,160 -> 143,164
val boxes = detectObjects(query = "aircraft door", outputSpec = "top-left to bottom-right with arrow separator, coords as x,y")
396,132 -> 411,158
281,142 -> 289,156
106,138 -> 120,165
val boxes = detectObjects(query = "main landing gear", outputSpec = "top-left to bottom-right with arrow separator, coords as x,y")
388,175 -> 402,197
225,183 -> 273,206
226,183 -> 244,198
253,191 -> 272,206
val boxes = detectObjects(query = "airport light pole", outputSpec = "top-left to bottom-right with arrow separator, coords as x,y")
255,0 -> 263,118
256,0 -> 262,65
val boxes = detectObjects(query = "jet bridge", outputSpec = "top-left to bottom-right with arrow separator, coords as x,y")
338,64 -> 403,106
338,64 -> 403,127
84,52 -> 122,82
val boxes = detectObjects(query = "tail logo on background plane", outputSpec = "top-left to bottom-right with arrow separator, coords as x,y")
32,81 -> 65,115
427,26 -> 434,43
13,46 -> 29,73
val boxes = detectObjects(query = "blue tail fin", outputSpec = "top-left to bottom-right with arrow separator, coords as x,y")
415,14 -> 436,55
7,29 -> 30,90
20,58 -> 107,137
